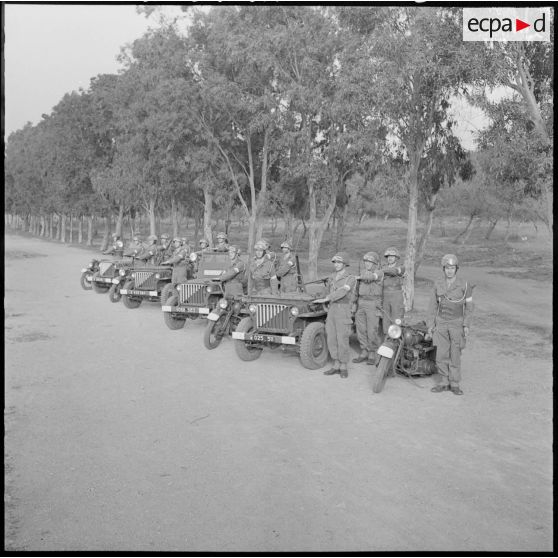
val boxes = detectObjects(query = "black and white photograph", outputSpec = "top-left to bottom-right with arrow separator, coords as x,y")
4,3 -> 553,552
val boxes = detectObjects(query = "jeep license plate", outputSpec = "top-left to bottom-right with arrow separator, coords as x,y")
252,334 -> 276,342
377,345 -> 394,359
173,306 -> 209,314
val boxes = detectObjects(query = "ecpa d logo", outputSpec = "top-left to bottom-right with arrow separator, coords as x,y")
463,8 -> 550,42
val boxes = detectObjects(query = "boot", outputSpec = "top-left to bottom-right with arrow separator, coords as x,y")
340,368 -> 348,379
324,368 -> 340,376
352,351 -> 368,364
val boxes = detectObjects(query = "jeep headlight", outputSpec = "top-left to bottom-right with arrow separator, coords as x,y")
119,269 -> 126,276
290,307 -> 299,317
249,304 -> 257,314
387,324 -> 402,339
89,261 -> 95,268
219,298 -> 228,309
206,285 -> 213,293
155,273 -> 161,279
395,318 -> 402,325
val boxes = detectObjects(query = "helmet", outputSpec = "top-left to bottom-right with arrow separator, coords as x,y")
363,251 -> 380,265
216,232 -> 228,241
181,237 -> 188,244
441,254 -> 459,268
280,241 -> 292,250
199,238 -> 209,246
132,234 -> 141,242
161,233 -> 170,241
147,234 -> 158,242
384,247 -> 400,259
254,240 -> 267,251
112,233 -> 120,240
172,237 -> 181,244
331,251 -> 350,266
229,244 -> 240,255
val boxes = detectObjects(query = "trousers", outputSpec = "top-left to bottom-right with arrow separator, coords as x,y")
354,298 -> 382,353
325,303 -> 352,367
382,290 -> 405,333
433,321 -> 465,386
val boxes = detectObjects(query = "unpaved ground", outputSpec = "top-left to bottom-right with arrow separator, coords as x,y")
4,234 -> 553,552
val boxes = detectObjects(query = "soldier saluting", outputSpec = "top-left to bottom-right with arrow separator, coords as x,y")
427,254 -> 474,396
314,252 -> 357,378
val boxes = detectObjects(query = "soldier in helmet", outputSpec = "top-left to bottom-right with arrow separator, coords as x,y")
314,252 -> 357,378
219,245 -> 246,296
124,234 -> 145,258
215,232 -> 230,252
427,254 -> 474,396
136,234 -> 159,264
162,237 -> 193,282
352,252 -> 384,365
103,233 -> 124,258
381,246 -> 406,333
249,240 -> 276,295
275,241 -> 299,294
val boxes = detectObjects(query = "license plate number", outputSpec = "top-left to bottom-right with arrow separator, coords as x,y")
252,334 -> 275,342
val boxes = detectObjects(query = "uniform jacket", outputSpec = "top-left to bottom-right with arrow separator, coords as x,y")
427,275 -> 474,328
220,257 -> 246,296
214,243 -> 230,252
382,263 -> 405,291
250,256 -> 275,292
276,252 -> 298,292
325,269 -> 357,305
356,268 -> 384,299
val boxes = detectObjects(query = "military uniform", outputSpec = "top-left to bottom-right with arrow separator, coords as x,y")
103,238 -> 124,258
249,256 -> 275,295
220,256 -> 246,297
165,244 -> 192,283
324,267 -> 357,373
275,252 -> 298,293
427,275 -> 474,390
353,267 -> 384,362
381,263 -> 405,332
215,242 -> 230,252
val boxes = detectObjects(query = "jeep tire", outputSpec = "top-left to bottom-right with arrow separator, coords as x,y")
163,295 -> 185,330
108,283 -> 122,303
91,271 -> 110,294
122,279 -> 142,309
80,271 -> 93,290
234,317 -> 263,362
160,283 -> 178,305
299,321 -> 329,370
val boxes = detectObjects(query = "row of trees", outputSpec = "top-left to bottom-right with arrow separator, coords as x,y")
5,6 -> 553,309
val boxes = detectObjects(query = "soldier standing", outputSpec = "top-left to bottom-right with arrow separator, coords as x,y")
249,240 -> 276,295
381,247 -> 406,333
275,241 -> 299,294
427,254 -> 474,396
162,238 -> 192,283
352,252 -> 384,365
314,252 -> 357,378
219,245 -> 246,297
215,232 -> 230,252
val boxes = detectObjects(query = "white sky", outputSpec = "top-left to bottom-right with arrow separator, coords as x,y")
3,4 -> 488,149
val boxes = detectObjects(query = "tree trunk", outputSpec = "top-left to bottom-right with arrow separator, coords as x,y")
147,199 -> 156,237
115,205 -> 124,238
459,216 -> 481,245
78,216 -> 83,244
87,216 -> 94,246
503,210 -> 513,242
171,196 -> 179,238
334,203 -> 350,253
69,215 -> 74,243
414,198 -> 437,274
203,185 -> 214,248
453,213 -> 476,244
100,215 -> 111,252
485,218 -> 498,240
402,152 -> 420,312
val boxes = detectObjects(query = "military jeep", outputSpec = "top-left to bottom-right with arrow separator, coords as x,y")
161,251 -> 231,330
231,292 -> 329,370
120,265 -> 173,309
90,259 -> 134,295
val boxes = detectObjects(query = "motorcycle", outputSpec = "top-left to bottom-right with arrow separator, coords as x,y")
80,259 -> 99,290
372,308 -> 438,393
203,295 -> 247,350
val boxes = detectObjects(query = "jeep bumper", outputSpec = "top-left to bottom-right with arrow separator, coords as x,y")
232,332 -> 297,345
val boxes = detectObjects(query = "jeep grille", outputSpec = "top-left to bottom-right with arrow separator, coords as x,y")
99,261 -> 115,277
134,271 -> 157,290
256,303 -> 290,331
180,283 -> 206,305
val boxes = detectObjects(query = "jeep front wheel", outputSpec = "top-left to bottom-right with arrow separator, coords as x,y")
108,283 -> 122,303
92,271 -> 110,294
163,295 -> 185,330
234,317 -> 263,362
122,279 -> 142,309
80,271 -> 93,290
299,321 -> 329,370
160,283 -> 178,305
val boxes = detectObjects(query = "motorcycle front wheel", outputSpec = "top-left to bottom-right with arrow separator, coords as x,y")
203,315 -> 227,350
372,356 -> 392,393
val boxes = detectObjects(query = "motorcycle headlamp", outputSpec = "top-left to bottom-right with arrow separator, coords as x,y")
119,269 -> 126,276
89,261 -> 95,268
387,324 -> 402,339
395,318 -> 402,325
290,307 -> 299,317
190,252 -> 198,262
219,298 -> 228,309
249,304 -> 257,314
233,302 -> 241,313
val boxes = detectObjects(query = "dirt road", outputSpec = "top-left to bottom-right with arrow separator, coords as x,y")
4,234 -> 553,552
